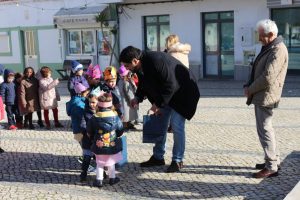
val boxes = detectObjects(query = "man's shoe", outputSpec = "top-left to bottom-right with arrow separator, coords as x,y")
166,161 -> 183,173
252,168 -> 279,178
109,177 -> 120,185
140,156 -> 165,167
93,179 -> 103,187
255,163 -> 281,170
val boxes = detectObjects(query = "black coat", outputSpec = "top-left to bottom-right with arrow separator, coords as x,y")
135,51 -> 200,120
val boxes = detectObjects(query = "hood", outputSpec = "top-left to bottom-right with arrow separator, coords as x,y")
168,42 -> 191,55
4,69 -> 15,82
0,64 -> 4,75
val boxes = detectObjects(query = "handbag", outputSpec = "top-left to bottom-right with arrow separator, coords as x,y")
142,113 -> 168,143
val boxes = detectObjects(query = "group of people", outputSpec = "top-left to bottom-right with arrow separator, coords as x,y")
65,60 -> 141,187
0,18 -> 289,188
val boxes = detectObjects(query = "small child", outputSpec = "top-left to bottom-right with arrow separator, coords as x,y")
0,64 -> 5,130
20,67 -> 41,129
66,82 -> 90,143
101,66 -> 123,118
39,66 -> 63,129
87,92 -> 124,187
0,69 -> 17,130
117,65 -> 139,130
80,93 -> 99,182
86,64 -> 102,90
14,73 -> 24,129
68,60 -> 89,97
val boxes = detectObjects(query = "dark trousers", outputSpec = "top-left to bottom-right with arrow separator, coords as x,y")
5,105 -> 16,126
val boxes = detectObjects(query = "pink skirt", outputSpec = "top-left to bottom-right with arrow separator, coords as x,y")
0,97 -> 4,121
95,152 -> 122,167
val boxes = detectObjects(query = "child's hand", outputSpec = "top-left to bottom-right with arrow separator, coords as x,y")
54,79 -> 59,85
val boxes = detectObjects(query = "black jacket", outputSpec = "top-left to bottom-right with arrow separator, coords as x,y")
135,51 -> 200,120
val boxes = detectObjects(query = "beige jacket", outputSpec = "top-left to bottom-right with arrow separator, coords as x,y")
39,77 -> 60,110
167,42 -> 191,68
247,38 -> 288,107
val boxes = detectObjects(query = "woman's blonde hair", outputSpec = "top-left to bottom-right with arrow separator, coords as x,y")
165,34 -> 180,50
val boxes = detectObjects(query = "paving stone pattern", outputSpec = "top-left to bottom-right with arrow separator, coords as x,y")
0,77 -> 299,200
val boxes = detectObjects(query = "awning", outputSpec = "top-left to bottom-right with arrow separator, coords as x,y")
53,5 -> 115,29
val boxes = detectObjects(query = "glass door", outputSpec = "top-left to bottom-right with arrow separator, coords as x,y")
203,12 -> 234,78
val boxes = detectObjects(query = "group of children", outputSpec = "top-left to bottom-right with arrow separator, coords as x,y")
0,65 -> 63,131
66,60 -> 140,187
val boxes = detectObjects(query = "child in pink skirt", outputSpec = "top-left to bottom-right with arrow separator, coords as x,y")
87,92 -> 124,187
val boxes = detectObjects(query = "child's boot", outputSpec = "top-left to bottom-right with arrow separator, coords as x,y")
80,155 -> 91,182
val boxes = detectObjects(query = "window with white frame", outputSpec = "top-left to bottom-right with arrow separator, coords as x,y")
68,30 -> 95,55
0,31 -> 11,54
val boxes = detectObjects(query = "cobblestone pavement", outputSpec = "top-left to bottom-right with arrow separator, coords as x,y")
0,77 -> 299,200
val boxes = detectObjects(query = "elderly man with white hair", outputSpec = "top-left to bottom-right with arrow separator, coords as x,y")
244,19 -> 288,178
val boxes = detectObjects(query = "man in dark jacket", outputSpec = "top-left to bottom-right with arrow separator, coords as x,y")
0,69 -> 17,130
119,46 -> 200,172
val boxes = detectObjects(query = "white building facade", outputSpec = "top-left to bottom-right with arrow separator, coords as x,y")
0,0 -> 120,78
1,0 -> 300,79
118,0 -> 300,80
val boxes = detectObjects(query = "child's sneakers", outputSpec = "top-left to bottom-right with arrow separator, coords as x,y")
8,125 -> 17,130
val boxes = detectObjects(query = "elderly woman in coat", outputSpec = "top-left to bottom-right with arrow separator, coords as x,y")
38,66 -> 63,129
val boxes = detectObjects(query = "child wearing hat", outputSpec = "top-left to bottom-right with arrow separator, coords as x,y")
86,64 -> 102,90
117,65 -> 139,130
68,60 -> 89,97
87,92 -> 124,187
100,66 -> 123,118
0,69 -> 17,130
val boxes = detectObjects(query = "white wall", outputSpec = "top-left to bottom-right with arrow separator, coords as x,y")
38,29 -> 62,63
0,31 -> 21,63
119,0 -> 269,66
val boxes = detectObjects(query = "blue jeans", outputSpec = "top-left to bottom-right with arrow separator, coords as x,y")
153,106 -> 186,162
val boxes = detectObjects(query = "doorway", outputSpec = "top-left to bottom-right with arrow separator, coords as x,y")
22,30 -> 39,72
203,12 -> 234,78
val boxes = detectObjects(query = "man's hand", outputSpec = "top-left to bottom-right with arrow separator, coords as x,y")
148,104 -> 161,116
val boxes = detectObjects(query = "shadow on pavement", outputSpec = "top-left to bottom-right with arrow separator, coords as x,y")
0,150 -> 298,199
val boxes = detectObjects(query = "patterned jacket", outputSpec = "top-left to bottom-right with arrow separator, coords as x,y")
87,109 -> 124,155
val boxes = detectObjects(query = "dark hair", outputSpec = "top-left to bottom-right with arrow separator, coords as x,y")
23,67 -> 35,77
40,66 -> 51,78
119,46 -> 142,63
98,92 -> 112,103
15,72 -> 23,80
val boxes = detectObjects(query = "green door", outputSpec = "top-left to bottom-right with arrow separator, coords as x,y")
203,12 -> 234,78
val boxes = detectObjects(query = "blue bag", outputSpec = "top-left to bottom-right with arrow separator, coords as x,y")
116,135 -> 128,168
142,114 -> 168,143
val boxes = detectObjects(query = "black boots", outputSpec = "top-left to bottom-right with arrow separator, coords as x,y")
80,155 -> 91,182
